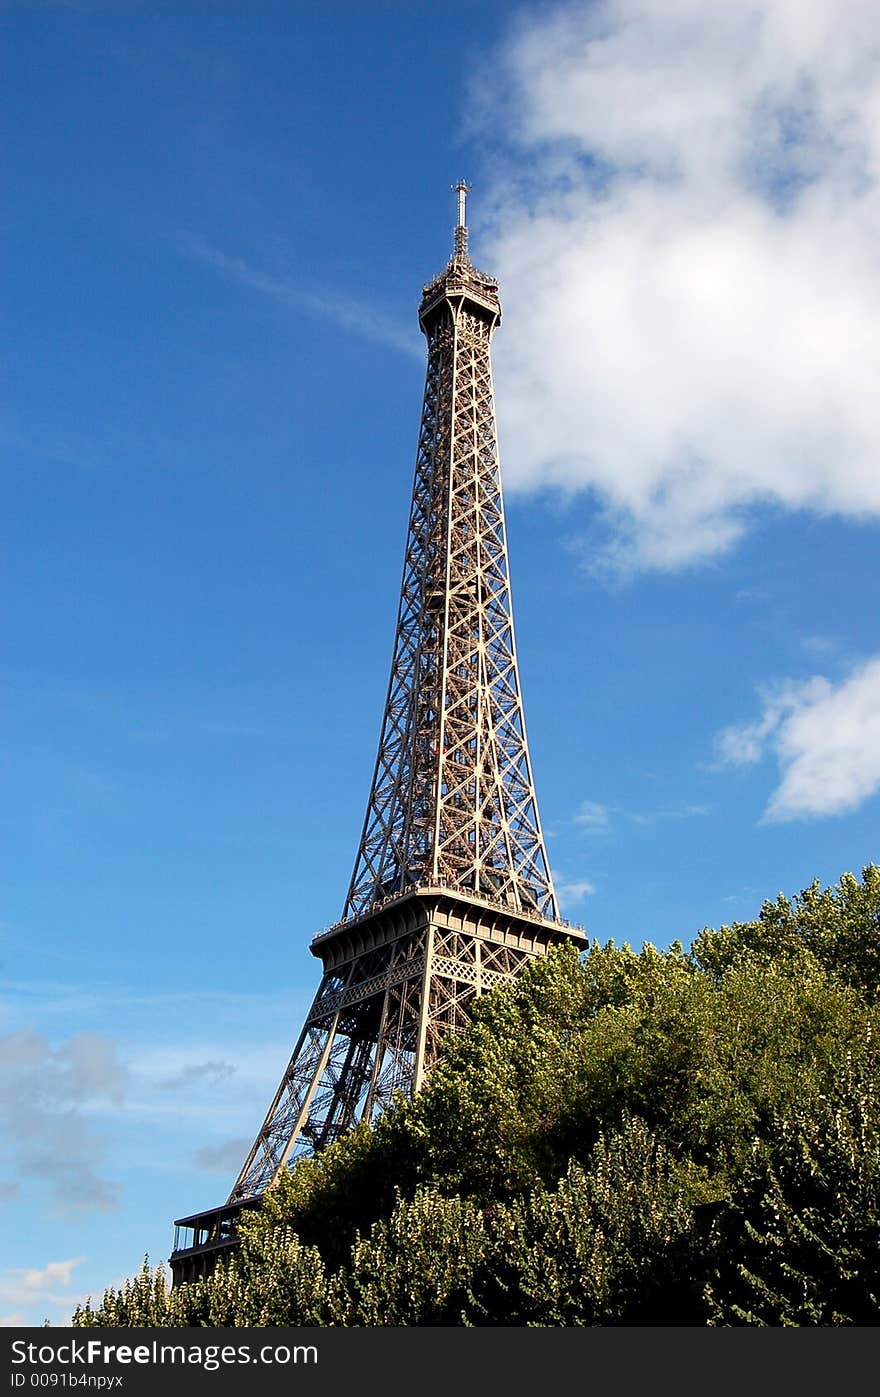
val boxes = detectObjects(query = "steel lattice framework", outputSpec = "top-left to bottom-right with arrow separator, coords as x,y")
344,194 -> 555,924
170,189 -> 584,1272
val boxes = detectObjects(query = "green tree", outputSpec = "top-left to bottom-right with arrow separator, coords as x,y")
707,1069 -> 880,1325
72,867 -> 880,1328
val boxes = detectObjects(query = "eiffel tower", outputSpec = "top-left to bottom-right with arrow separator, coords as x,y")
170,184 -> 585,1282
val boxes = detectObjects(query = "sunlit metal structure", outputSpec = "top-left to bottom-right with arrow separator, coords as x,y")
170,185 -> 584,1282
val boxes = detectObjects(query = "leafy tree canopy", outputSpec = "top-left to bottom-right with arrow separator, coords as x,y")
74,866 -> 880,1327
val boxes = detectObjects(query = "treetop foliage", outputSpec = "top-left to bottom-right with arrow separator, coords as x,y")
74,866 -> 880,1327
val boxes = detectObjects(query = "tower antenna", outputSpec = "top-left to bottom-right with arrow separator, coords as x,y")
452,178 -> 471,259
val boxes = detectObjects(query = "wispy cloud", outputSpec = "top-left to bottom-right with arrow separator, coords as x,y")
716,656 -> 880,820
630,803 -> 711,827
0,979 -> 307,1033
0,1258 -> 86,1328
553,870 -> 596,911
571,798 -> 709,831
0,416 -> 187,475
800,633 -> 843,660
573,799 -> 611,832
160,1059 -> 236,1092
476,0 -> 880,574
178,232 -> 422,360
0,1030 -> 127,1213
193,1138 -> 252,1173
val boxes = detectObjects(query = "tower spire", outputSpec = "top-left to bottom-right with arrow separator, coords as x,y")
452,178 -> 471,260
169,189 -> 584,1283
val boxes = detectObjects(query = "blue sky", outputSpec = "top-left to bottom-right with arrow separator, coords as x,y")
2,0 -> 879,1325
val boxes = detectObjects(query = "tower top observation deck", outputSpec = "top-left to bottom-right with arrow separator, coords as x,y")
419,179 -> 500,330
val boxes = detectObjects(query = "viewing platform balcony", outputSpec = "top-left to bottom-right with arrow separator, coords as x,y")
169,1197 -> 261,1285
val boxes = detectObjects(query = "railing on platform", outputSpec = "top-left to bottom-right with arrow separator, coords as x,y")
169,1197 -> 261,1285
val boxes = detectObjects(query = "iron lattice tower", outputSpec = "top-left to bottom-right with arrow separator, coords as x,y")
171,187 -> 584,1277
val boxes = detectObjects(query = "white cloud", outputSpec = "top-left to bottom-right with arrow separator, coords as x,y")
553,871 -> 596,909
193,1138 -> 253,1173
0,1258 -> 85,1326
0,1029 -> 127,1211
716,656 -> 880,819
630,803 -> 711,826
476,0 -> 880,572
574,799 -> 611,831
19,1259 -> 83,1293
159,1059 -> 236,1091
